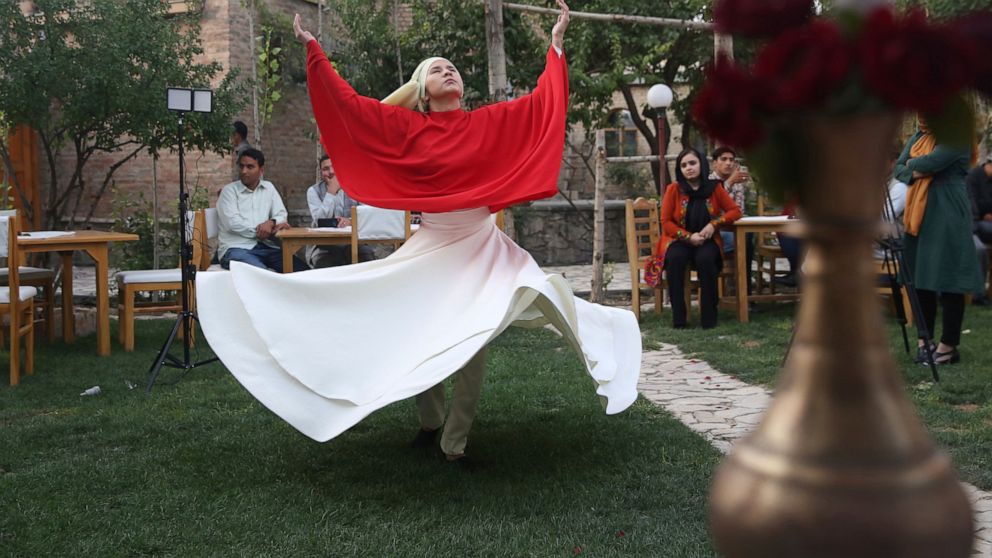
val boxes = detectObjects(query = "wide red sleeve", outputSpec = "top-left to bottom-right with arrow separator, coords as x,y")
711,184 -> 742,227
660,183 -> 690,240
306,40 -> 568,212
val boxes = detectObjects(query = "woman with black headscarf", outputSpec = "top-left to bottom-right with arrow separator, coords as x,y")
648,148 -> 741,329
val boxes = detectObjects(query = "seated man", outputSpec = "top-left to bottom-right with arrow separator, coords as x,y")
967,155 -> 992,305
218,148 -> 307,272
710,147 -> 754,294
306,154 -> 374,268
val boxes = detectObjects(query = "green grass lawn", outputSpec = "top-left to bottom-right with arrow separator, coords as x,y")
1,321 -> 720,557
639,301 -> 992,491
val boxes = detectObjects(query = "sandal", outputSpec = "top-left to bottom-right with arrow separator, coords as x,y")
914,342 -> 936,364
933,348 -> 960,365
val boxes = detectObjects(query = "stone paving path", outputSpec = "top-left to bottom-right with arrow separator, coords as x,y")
639,344 -> 992,557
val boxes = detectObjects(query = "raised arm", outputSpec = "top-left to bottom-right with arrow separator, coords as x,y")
551,0 -> 570,52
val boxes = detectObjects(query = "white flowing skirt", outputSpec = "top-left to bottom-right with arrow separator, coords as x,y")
196,208 -> 642,442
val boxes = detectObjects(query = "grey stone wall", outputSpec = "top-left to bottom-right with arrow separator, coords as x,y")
512,200 -> 629,267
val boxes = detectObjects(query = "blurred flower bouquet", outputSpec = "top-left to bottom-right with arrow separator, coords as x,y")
693,0 -> 992,200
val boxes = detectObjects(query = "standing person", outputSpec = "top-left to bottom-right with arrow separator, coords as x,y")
650,148 -> 741,329
306,155 -> 373,267
966,156 -> 992,305
895,116 -> 983,364
218,148 -> 307,273
232,121 -> 251,158
195,2 -> 641,467
710,147 -> 754,296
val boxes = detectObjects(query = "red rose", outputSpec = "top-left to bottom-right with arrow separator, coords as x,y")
753,20 -> 852,112
950,11 -> 992,97
692,58 -> 765,149
859,8 -> 972,112
714,0 -> 814,39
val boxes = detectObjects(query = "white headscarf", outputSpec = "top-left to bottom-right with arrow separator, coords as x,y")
381,56 -> 449,111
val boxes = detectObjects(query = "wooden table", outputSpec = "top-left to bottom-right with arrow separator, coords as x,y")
18,230 -> 139,356
732,217 -> 802,323
276,227 -> 351,274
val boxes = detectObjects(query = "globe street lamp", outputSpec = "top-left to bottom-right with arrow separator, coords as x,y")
647,84 -> 673,196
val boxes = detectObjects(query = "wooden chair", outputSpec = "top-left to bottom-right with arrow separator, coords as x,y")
0,209 -> 56,341
624,198 -> 664,321
875,258 -> 913,326
495,209 -> 506,232
754,194 -> 785,294
116,209 -> 216,351
349,206 -> 411,264
1,216 -> 36,385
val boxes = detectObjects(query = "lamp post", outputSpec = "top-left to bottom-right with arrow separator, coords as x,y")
647,84 -> 673,196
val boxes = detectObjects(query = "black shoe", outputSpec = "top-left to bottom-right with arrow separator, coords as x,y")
774,273 -> 797,288
934,348 -> 960,365
972,296 -> 992,307
914,342 -> 936,365
410,428 -> 439,449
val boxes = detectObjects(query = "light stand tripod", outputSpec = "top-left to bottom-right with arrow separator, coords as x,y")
146,88 -> 219,393
877,180 -> 939,382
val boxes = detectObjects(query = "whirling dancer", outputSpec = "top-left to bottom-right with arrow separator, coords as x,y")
195,1 -> 641,465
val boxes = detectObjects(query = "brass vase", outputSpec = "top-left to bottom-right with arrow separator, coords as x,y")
709,113 -> 974,557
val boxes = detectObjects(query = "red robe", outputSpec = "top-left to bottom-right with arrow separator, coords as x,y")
305,39 -> 569,212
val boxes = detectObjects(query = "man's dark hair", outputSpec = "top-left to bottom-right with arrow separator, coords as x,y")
711,146 -> 737,160
319,154 -> 330,164
233,120 -> 248,139
239,147 -> 265,167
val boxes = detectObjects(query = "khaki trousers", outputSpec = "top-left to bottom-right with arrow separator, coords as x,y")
415,347 -> 487,456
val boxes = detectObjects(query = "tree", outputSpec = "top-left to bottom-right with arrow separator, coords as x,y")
0,0 -> 245,230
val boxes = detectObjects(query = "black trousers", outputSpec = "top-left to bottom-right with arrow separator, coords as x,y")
665,240 -> 722,328
915,289 -> 966,347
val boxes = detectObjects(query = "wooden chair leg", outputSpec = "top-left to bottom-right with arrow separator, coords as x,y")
44,283 -> 55,341
10,311 -> 20,385
631,264 -> 641,322
654,288 -> 663,315
122,284 -> 136,352
24,304 -> 34,375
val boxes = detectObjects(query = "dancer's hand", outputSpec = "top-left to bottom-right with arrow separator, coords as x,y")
294,14 -> 315,44
551,0 -> 570,51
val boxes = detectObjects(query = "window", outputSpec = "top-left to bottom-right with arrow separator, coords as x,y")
605,110 -> 639,158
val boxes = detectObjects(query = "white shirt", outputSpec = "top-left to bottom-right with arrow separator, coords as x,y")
217,179 -> 289,258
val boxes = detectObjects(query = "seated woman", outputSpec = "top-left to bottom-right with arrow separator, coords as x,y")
653,148 -> 741,329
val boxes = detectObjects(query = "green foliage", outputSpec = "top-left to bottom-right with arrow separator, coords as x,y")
109,186 -> 178,271
333,0 -> 544,105
896,0 -> 992,17
0,0 -> 245,229
256,25 -> 284,127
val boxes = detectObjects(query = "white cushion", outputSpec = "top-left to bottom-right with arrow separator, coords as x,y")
0,266 -> 55,280
116,269 -> 182,284
203,264 -> 227,272
356,206 -> 406,240
0,286 -> 38,303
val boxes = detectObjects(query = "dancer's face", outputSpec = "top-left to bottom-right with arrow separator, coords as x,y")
423,59 -> 463,107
